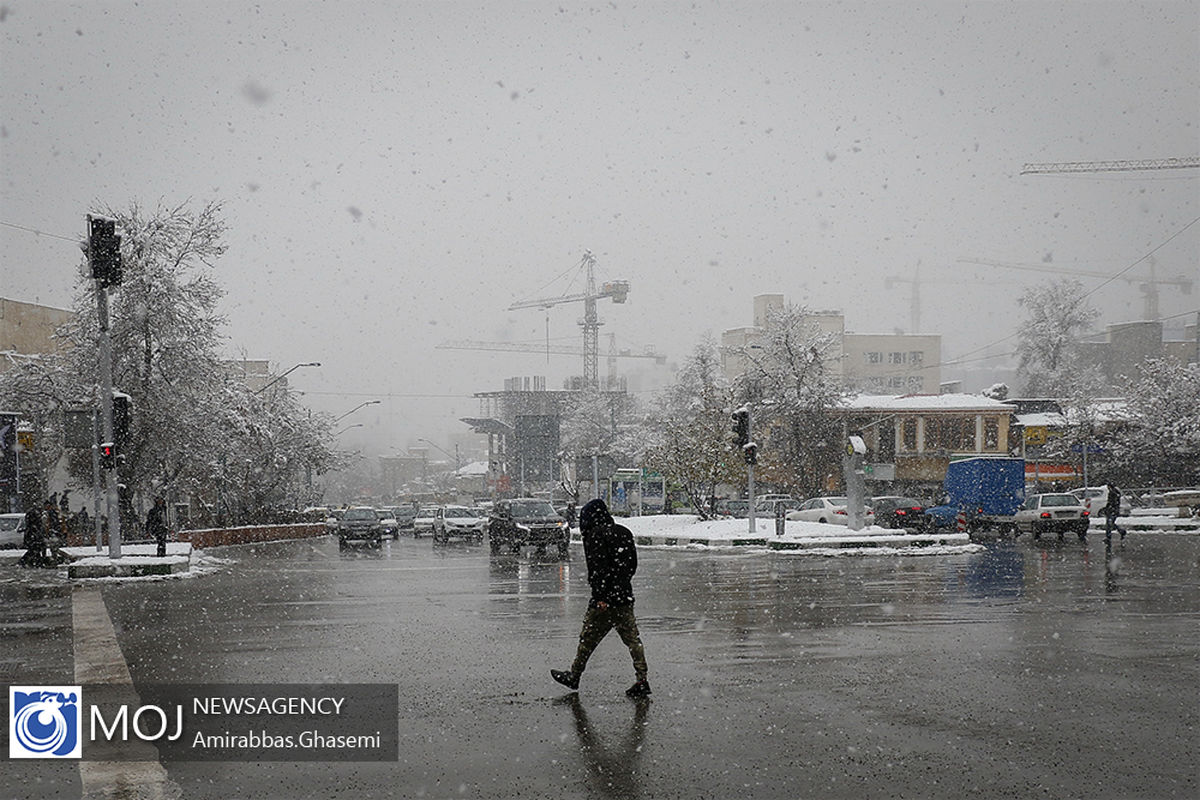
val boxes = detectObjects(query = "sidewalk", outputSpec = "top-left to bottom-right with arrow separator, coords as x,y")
0,542 -> 194,578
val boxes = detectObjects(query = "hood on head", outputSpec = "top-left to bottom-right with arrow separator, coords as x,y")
579,498 -> 614,533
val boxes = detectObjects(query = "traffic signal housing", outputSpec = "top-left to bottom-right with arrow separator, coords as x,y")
99,441 -> 117,470
731,408 -> 750,448
112,394 -> 132,449
88,215 -> 123,288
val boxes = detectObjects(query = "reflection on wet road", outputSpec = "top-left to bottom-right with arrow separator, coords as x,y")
3,532 -> 1195,799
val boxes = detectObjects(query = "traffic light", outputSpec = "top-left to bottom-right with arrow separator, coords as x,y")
99,441 -> 117,470
731,408 -> 750,448
112,394 -> 132,449
743,442 -> 758,465
88,215 -> 123,288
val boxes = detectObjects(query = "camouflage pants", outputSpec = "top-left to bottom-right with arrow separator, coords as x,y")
570,602 -> 647,680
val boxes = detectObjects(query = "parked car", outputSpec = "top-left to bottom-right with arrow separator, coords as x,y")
336,506 -> 383,548
871,496 -> 926,529
787,497 -> 874,526
1014,493 -> 1090,540
412,506 -> 439,537
433,505 -> 486,543
1070,486 -> 1131,518
715,499 -> 749,518
0,513 -> 27,549
487,498 -> 569,558
753,496 -> 801,515
376,509 -> 399,539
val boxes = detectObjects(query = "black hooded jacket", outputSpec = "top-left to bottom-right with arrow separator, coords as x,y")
579,499 -> 637,607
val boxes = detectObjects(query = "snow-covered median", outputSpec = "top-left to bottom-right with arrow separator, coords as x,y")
575,515 -> 985,556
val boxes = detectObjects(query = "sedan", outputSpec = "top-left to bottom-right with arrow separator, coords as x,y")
1015,493 -> 1090,540
337,506 -> 383,548
787,497 -> 874,526
376,509 -> 399,539
412,506 -> 438,538
871,496 -> 925,529
432,505 -> 486,543
393,506 -> 418,533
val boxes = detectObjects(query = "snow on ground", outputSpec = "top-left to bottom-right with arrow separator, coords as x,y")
614,514 -> 987,556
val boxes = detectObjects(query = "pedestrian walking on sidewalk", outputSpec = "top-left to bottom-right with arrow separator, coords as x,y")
551,498 -> 651,697
147,496 -> 169,557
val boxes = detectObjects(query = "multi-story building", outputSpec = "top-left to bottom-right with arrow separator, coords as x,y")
1078,319 -> 1199,391
0,296 -> 74,372
720,294 -> 940,393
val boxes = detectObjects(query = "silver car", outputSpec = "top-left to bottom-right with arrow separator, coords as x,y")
0,513 -> 27,548
1015,493 -> 1090,540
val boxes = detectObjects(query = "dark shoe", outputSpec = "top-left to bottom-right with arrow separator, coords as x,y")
625,678 -> 651,697
551,669 -> 579,690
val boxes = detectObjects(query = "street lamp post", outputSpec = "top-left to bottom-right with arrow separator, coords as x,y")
335,399 -> 381,423
335,423 -> 364,436
418,438 -> 461,471
255,362 -> 321,395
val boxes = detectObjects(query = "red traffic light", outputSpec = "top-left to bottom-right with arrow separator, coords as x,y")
99,441 -> 117,469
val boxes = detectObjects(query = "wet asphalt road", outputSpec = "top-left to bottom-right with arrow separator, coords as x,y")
2,531 -> 1198,799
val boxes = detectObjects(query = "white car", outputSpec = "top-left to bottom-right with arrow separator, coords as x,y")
376,509 -> 399,539
1069,487 -> 1131,518
1015,493 -> 1091,540
432,505 -> 486,543
412,506 -> 438,538
786,497 -> 874,526
0,513 -> 27,548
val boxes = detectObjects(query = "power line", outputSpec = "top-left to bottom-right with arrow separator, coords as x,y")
0,220 -> 80,243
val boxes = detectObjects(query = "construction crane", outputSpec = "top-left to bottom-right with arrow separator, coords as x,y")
1020,157 -> 1200,175
436,338 -> 665,363
508,251 -> 630,389
958,258 -> 1193,320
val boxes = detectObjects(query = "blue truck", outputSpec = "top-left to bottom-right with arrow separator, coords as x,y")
923,457 -> 1025,535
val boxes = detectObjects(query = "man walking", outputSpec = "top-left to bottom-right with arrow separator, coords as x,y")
551,498 -> 651,697
1102,483 -> 1126,543
147,496 -> 169,557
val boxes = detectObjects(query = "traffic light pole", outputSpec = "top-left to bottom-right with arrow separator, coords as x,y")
746,407 -> 756,533
747,459 -> 756,533
91,410 -> 103,550
94,266 -> 122,558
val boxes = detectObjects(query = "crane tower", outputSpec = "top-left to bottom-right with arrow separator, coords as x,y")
508,251 -> 629,389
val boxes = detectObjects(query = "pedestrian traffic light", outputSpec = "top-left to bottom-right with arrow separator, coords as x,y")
731,408 -> 750,448
88,215 -> 123,288
99,441 -> 117,470
743,442 -> 758,465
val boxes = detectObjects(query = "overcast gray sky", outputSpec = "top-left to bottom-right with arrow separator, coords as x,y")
2,1 -> 1197,455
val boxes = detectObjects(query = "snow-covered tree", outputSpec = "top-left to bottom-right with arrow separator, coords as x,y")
3,200 -> 341,525
1015,280 -> 1098,397
59,201 -> 230,501
642,338 -> 739,518
557,387 -> 642,501
737,304 -> 849,499
1109,359 -> 1200,484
